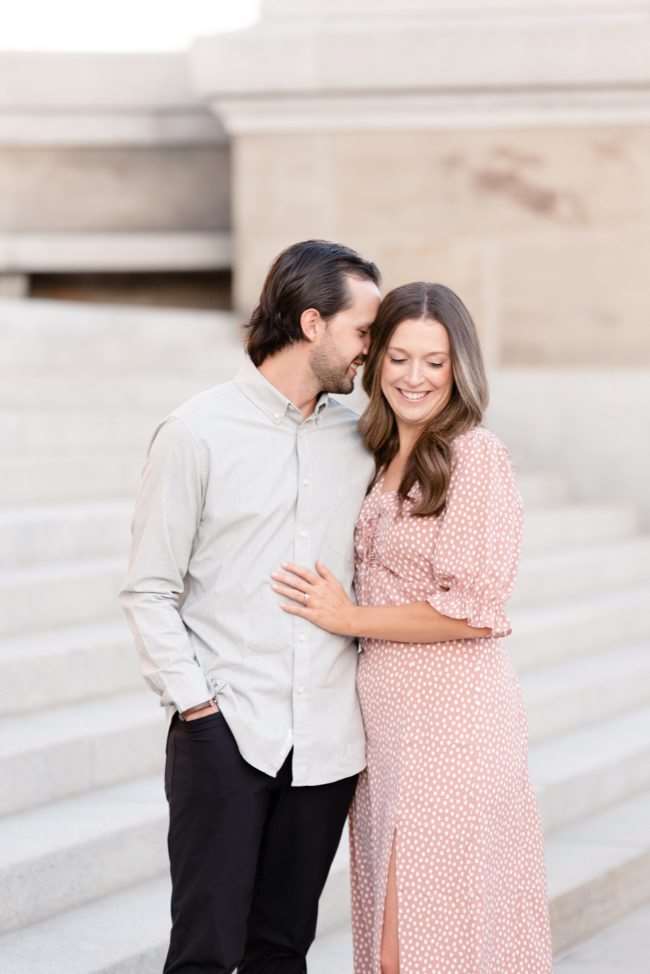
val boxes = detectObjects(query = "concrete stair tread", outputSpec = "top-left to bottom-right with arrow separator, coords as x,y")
0,620 -> 127,661
0,775 -> 164,868
555,897 -> 650,972
546,789 -> 650,897
0,455 -> 146,506
522,641 -> 650,704
511,584 -> 650,632
522,641 -> 650,743
523,503 -> 638,552
512,535 -> 650,607
530,704 -> 650,800
0,689 -> 161,758
0,621 -> 139,719
0,875 -> 170,974
0,499 -> 132,523
0,556 -> 124,586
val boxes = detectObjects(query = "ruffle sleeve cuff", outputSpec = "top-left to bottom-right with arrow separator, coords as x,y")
426,574 -> 512,638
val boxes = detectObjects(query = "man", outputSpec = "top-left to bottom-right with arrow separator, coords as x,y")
119,239 -> 382,973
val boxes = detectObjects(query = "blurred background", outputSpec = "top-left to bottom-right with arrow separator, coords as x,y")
1,1 -> 649,971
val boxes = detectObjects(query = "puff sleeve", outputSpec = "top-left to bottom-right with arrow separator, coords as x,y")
426,430 -> 523,638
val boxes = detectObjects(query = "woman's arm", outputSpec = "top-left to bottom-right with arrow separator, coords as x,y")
271,562 -> 490,643
347,602 -> 490,642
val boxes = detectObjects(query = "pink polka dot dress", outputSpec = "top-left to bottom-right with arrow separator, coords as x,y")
349,427 -> 552,973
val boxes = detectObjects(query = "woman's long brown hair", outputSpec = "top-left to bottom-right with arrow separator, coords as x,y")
359,282 -> 489,517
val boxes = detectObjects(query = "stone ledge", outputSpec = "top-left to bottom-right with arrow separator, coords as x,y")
0,232 -> 232,273
191,2 -> 650,102
214,88 -> 650,133
0,111 -> 225,147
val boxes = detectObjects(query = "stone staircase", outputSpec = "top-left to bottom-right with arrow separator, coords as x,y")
1,298 -> 650,972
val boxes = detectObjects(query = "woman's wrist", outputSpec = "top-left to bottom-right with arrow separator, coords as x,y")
344,604 -> 364,638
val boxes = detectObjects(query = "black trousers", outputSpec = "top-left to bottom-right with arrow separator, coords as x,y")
162,710 -> 358,974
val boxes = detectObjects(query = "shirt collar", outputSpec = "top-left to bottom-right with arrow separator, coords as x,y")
234,356 -> 330,425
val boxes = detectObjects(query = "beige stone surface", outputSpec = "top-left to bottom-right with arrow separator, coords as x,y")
500,230 -> 650,366
232,127 -> 650,365
0,146 -> 230,233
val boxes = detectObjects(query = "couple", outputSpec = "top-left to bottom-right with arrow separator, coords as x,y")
120,240 -> 552,974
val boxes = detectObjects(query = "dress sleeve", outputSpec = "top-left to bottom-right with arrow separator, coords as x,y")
426,431 -> 523,637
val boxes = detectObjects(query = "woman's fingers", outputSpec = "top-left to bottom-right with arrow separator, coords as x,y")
280,562 -> 319,585
271,581 -> 309,604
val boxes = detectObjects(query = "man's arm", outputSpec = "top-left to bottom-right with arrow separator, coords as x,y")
119,417 -> 214,716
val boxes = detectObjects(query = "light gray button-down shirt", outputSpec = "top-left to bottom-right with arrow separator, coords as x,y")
119,357 -> 375,785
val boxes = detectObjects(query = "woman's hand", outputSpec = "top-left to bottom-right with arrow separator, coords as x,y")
271,561 -> 357,636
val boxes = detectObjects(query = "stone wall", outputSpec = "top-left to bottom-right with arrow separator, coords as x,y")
233,126 -> 650,366
0,146 -> 230,233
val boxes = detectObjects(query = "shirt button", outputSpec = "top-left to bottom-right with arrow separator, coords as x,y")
273,412 -> 282,422
299,529 -> 308,538
298,634 -> 306,642
303,479 -> 311,487
296,686 -> 305,694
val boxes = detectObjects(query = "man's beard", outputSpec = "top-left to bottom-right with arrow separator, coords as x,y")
310,345 -> 359,395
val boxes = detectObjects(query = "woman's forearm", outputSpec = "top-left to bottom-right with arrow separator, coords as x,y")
346,602 -> 490,644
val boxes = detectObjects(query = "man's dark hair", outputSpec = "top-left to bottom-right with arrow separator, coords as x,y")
246,239 -> 381,366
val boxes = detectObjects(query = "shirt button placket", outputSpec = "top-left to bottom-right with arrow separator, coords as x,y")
292,421 -> 313,777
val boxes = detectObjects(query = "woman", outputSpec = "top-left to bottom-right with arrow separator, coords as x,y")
271,283 -> 552,973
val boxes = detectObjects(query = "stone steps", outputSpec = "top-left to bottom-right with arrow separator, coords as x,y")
0,299 -> 242,375
0,776 -> 166,935
531,704 -> 650,832
523,641 -> 650,743
555,896 -> 650,973
509,586 -> 650,672
2,782 -> 649,970
0,374 -> 222,410
0,622 -> 138,717
511,535 -> 650,607
0,558 -> 124,637
0,690 -> 164,815
0,501 -> 132,569
0,454 -> 147,506
547,789 -> 650,954
3,688 -> 650,937
1,497 -> 640,571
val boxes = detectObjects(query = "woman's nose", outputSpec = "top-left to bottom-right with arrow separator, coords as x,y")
405,363 -> 423,386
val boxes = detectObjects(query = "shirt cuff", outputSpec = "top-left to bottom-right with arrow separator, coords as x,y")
161,665 -> 214,715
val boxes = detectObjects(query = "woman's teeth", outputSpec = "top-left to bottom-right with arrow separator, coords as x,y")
398,389 -> 429,401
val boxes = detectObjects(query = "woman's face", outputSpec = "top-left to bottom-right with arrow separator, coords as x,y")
379,316 -> 453,429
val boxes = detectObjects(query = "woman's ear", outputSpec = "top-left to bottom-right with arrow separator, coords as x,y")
300,307 -> 322,342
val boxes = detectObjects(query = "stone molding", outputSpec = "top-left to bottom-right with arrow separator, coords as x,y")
0,111 -> 224,147
213,88 -> 650,134
191,1 -> 650,132
0,232 -> 232,273
0,51 -> 226,146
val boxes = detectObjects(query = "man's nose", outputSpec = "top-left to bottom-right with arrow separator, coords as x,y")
362,333 -> 371,355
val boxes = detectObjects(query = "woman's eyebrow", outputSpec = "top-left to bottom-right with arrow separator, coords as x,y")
387,346 -> 449,356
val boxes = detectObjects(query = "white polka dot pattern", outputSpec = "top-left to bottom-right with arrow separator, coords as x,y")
349,427 -> 552,973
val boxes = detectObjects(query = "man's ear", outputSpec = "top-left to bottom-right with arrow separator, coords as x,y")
300,307 -> 323,342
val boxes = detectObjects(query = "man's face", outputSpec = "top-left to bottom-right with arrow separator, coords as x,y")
309,275 -> 381,394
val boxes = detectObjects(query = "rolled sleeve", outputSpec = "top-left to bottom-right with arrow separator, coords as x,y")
119,417 -> 212,712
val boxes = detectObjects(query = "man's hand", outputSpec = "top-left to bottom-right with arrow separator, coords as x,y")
181,699 -> 219,721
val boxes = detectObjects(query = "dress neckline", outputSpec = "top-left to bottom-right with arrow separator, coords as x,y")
375,472 -> 398,497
